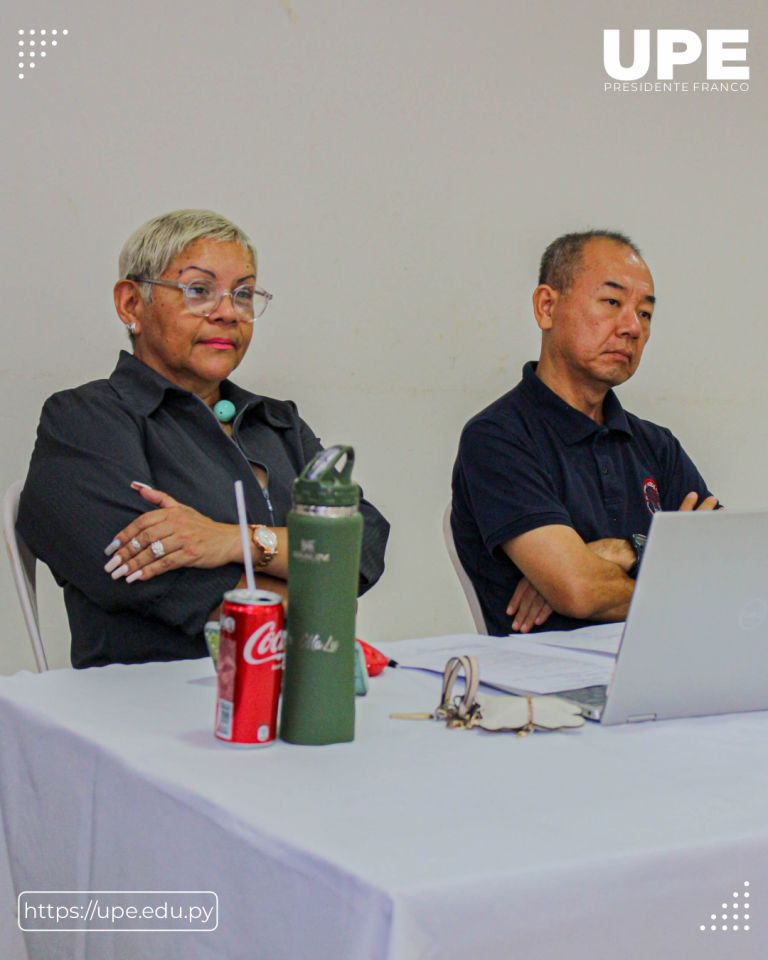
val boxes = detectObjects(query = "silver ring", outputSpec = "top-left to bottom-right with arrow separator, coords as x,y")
130,538 -> 141,551
150,540 -> 166,559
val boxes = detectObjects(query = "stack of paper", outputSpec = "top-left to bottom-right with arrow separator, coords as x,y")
536,622 -> 623,657
388,627 -> 620,695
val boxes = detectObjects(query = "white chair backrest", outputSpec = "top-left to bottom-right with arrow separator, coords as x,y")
2,481 -> 48,672
442,502 -> 488,635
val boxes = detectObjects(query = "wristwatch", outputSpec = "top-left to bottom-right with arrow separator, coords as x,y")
250,525 -> 278,569
627,533 -> 647,580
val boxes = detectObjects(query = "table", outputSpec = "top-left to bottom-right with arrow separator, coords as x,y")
0,655 -> 766,960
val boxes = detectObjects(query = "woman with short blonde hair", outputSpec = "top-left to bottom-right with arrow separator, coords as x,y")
18,209 -> 389,667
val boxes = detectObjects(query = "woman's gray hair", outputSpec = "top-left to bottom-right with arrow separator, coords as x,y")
119,209 -> 257,305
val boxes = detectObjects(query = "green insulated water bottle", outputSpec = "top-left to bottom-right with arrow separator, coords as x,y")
280,446 -> 363,745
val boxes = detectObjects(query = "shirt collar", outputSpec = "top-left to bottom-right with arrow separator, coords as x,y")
519,361 -> 632,445
108,350 -> 294,427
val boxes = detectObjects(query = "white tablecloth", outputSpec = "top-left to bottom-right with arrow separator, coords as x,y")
0,656 -> 766,960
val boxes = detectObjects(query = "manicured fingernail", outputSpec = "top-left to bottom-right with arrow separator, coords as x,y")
104,539 -> 121,556
111,564 -> 129,580
512,621 -> 519,630
125,570 -> 143,583
131,481 -> 153,490
104,555 -> 123,573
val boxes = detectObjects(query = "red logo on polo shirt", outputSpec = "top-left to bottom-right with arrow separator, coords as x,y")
643,478 -> 661,514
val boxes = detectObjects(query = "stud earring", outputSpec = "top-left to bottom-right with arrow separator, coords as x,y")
127,322 -> 137,334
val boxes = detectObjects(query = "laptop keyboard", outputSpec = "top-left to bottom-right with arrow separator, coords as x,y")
560,685 -> 608,707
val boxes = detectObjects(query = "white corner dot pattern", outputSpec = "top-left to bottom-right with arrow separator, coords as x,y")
701,883 -> 752,932
15,28 -> 68,78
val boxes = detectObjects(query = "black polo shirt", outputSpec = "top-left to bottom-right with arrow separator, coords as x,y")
18,351 -> 390,668
451,361 -> 715,636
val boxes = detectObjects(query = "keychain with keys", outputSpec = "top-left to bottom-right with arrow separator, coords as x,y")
391,656 -> 482,729
390,654 -> 585,733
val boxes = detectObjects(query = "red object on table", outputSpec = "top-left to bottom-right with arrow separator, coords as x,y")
357,639 -> 390,677
215,589 -> 284,746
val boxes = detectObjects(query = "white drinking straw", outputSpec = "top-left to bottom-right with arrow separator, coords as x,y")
234,480 -> 256,595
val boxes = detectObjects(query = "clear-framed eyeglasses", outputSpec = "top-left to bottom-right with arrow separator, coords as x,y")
134,277 -> 273,321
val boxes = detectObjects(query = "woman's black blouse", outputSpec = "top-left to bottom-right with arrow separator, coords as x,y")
17,351 -> 390,668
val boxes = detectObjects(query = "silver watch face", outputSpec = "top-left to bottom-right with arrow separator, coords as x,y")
256,526 -> 278,551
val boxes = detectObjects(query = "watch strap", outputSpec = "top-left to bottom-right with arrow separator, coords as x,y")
627,533 -> 647,580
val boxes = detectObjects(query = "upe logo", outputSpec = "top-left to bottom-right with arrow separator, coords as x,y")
604,29 -> 749,81
243,622 -> 285,666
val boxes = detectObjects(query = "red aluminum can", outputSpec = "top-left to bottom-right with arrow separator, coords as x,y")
215,589 -> 284,747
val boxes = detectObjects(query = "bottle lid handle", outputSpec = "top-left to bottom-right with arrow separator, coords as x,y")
305,445 -> 355,484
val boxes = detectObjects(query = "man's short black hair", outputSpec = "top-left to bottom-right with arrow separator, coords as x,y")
538,230 -> 643,293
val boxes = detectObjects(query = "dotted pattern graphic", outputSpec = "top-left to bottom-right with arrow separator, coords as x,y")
700,882 -> 750,932
16,28 -> 68,79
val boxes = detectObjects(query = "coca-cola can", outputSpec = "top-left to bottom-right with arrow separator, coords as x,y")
215,589 -> 284,747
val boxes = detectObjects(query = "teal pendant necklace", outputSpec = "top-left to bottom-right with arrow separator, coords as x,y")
213,399 -> 236,423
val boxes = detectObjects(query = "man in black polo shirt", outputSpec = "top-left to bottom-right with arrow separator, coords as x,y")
451,230 -> 718,637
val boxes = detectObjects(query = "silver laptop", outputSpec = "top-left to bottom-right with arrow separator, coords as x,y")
554,510 -> 768,724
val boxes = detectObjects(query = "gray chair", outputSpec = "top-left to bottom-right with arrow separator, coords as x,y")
2,481 -> 48,672
442,503 -> 488,635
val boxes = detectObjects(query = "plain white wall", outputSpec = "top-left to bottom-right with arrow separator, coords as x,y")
1,0 -> 766,672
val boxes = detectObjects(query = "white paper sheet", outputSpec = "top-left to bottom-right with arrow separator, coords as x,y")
531,622 -> 625,657
389,634 -> 615,695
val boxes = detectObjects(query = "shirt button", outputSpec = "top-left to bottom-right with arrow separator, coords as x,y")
602,466 -> 609,474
